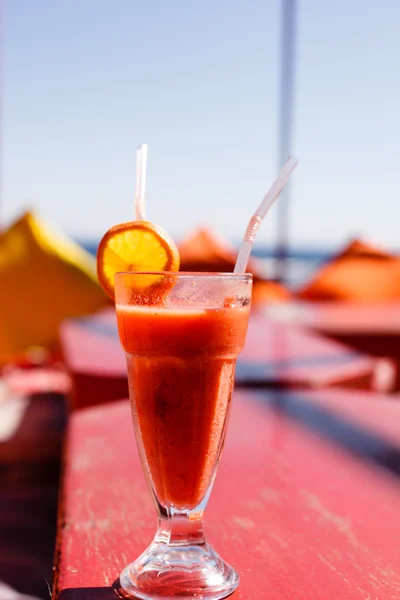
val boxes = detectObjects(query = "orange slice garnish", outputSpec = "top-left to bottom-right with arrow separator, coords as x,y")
97,221 -> 180,300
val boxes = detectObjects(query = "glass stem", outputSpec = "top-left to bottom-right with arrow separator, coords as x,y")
155,510 -> 205,547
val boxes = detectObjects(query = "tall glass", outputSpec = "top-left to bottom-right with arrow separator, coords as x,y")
113,272 -> 252,600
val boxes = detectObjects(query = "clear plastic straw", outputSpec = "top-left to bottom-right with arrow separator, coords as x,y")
135,144 -> 148,220
234,155 -> 298,274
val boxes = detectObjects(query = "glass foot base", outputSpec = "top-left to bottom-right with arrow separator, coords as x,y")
113,540 -> 239,600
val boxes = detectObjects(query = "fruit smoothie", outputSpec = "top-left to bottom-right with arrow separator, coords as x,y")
116,303 -> 250,510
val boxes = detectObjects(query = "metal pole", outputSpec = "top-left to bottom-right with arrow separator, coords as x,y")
275,0 -> 297,283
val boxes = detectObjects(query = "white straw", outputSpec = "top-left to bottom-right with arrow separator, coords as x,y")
135,144 -> 148,220
234,155 -> 299,274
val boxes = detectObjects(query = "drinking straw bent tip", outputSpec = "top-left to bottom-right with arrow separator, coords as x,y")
234,156 -> 299,274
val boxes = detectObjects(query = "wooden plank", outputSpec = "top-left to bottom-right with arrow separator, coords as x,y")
54,390 -> 400,599
293,387 -> 400,449
60,309 -> 381,409
59,310 -> 128,409
272,302 -> 400,390
277,301 -> 400,363
260,388 -> 400,477
239,312 -> 379,389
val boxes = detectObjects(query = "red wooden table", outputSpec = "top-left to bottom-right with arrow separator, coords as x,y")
60,309 -> 385,409
291,387 -> 400,448
59,310 -> 128,409
277,302 -> 400,389
258,387 -> 400,477
53,389 -> 400,599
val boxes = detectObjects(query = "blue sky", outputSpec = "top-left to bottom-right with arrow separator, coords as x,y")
3,0 -> 400,249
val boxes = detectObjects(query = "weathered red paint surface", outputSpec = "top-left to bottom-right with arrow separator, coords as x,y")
59,310 -> 128,409
289,302 -> 400,372
54,389 -> 400,599
242,313 -> 380,389
296,387 -> 400,447
60,310 -> 122,377
281,302 -> 400,391
60,309 -> 381,409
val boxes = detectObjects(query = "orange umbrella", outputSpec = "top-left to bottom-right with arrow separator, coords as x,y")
178,226 -> 265,276
178,226 -> 291,306
297,239 -> 400,302
252,279 -> 292,305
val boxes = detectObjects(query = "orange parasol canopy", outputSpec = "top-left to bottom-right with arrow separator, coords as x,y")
178,226 -> 265,278
178,226 -> 291,305
297,239 -> 400,302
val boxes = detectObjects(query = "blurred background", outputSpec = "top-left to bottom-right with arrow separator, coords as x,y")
2,1 -> 400,599
3,0 -> 400,286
